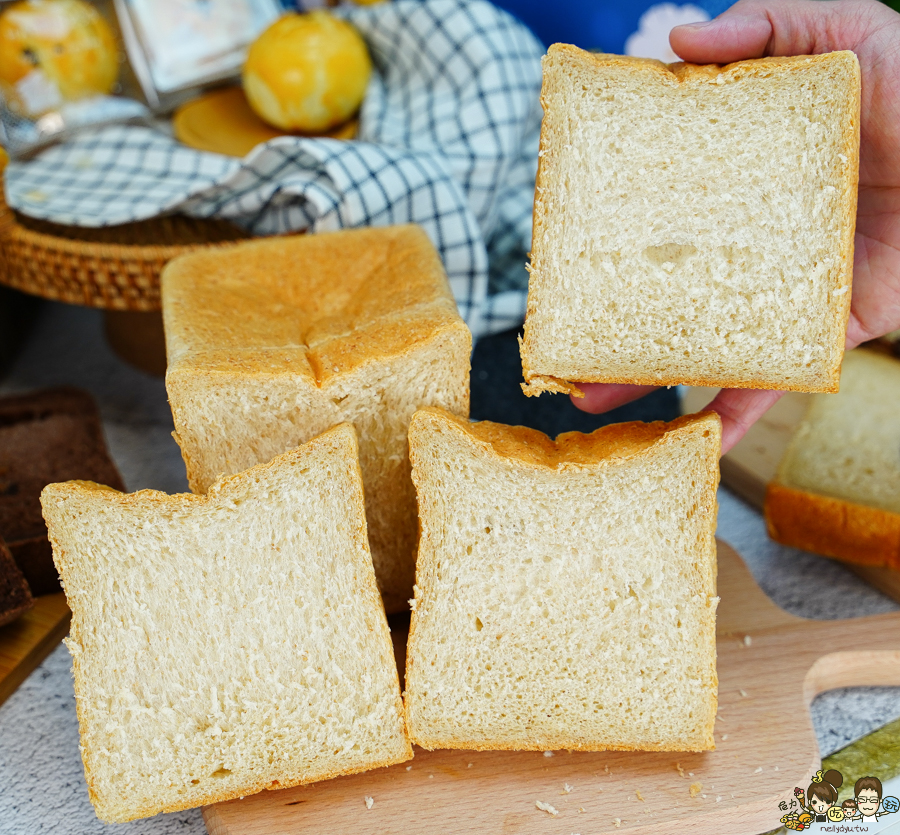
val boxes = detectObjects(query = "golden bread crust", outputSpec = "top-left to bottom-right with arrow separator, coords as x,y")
765,481 -> 900,570
162,224 -> 466,386
410,405 -> 721,471
523,371 -> 841,394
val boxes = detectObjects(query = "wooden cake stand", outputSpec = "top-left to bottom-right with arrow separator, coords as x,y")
173,86 -> 357,158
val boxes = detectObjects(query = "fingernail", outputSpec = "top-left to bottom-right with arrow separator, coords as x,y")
678,20 -> 716,31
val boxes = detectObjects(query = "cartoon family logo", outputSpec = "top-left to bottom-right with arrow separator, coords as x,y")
778,769 -> 900,830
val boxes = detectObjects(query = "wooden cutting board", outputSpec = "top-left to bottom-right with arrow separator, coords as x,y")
203,541 -> 900,835
681,387 -> 900,603
173,86 -> 357,158
0,592 -> 69,707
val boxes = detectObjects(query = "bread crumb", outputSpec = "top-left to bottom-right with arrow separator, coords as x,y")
774,766 -> 779,771
721,734 -> 728,741
536,801 -> 559,817
406,765 -> 412,771
428,774 -> 434,779
739,689 -> 748,697
716,796 -> 722,803
688,772 -> 694,777
743,635 -> 752,646
364,796 -> 374,810
636,791 -> 645,802
613,818 -> 622,827
690,783 -> 703,797
543,751 -> 554,757
754,767 -> 762,774
675,762 -> 686,778
563,783 -> 574,794
468,763 -> 473,768
579,807 -> 585,813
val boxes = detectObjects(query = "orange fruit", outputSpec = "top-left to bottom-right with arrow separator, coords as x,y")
0,0 -> 118,118
243,11 -> 371,133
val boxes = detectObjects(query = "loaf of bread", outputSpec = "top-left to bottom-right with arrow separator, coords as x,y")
163,225 -> 471,613
0,387 -> 125,595
520,45 -> 860,397
765,349 -> 900,568
41,424 -> 411,823
0,535 -> 32,627
405,407 -> 720,752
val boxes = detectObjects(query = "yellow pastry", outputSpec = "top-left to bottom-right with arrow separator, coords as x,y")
243,11 -> 370,133
0,0 -> 118,118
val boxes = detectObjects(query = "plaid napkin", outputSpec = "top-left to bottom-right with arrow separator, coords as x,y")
3,0 -> 544,338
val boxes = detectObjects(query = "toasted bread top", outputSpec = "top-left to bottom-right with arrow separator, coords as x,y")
163,224 -> 469,386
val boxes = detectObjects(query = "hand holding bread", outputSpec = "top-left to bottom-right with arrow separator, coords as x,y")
574,0 -> 900,453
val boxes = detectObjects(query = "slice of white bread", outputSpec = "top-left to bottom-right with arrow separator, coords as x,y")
162,224 -> 471,614
405,407 -> 720,752
520,45 -> 860,397
766,349 -> 900,568
40,424 -> 412,823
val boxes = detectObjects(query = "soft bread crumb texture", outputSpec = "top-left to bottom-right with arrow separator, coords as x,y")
766,349 -> 900,567
40,424 -> 411,823
405,408 -> 720,752
522,46 -> 860,394
163,225 -> 471,613
776,350 -> 900,512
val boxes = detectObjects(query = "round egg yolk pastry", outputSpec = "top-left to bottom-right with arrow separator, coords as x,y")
243,11 -> 371,133
0,0 -> 118,118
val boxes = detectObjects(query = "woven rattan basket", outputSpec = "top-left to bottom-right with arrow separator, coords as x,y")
0,178 -> 249,311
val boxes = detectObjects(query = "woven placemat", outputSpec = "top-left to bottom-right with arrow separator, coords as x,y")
0,178 -> 249,311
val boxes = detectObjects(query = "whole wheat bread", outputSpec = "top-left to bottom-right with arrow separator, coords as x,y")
0,387 -> 124,595
405,407 -> 720,753
0,535 -> 32,627
521,46 -> 860,396
41,423 -> 411,822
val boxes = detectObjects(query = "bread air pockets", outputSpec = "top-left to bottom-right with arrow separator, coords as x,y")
41,424 -> 411,823
405,408 -> 721,753
520,46 -> 860,396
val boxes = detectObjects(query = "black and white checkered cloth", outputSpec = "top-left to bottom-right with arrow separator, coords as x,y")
4,0 -> 543,338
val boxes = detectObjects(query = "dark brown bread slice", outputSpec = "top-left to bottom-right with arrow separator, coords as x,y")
0,535 -> 32,627
0,388 -> 125,595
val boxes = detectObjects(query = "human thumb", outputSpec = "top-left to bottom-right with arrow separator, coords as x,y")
669,0 -> 871,64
